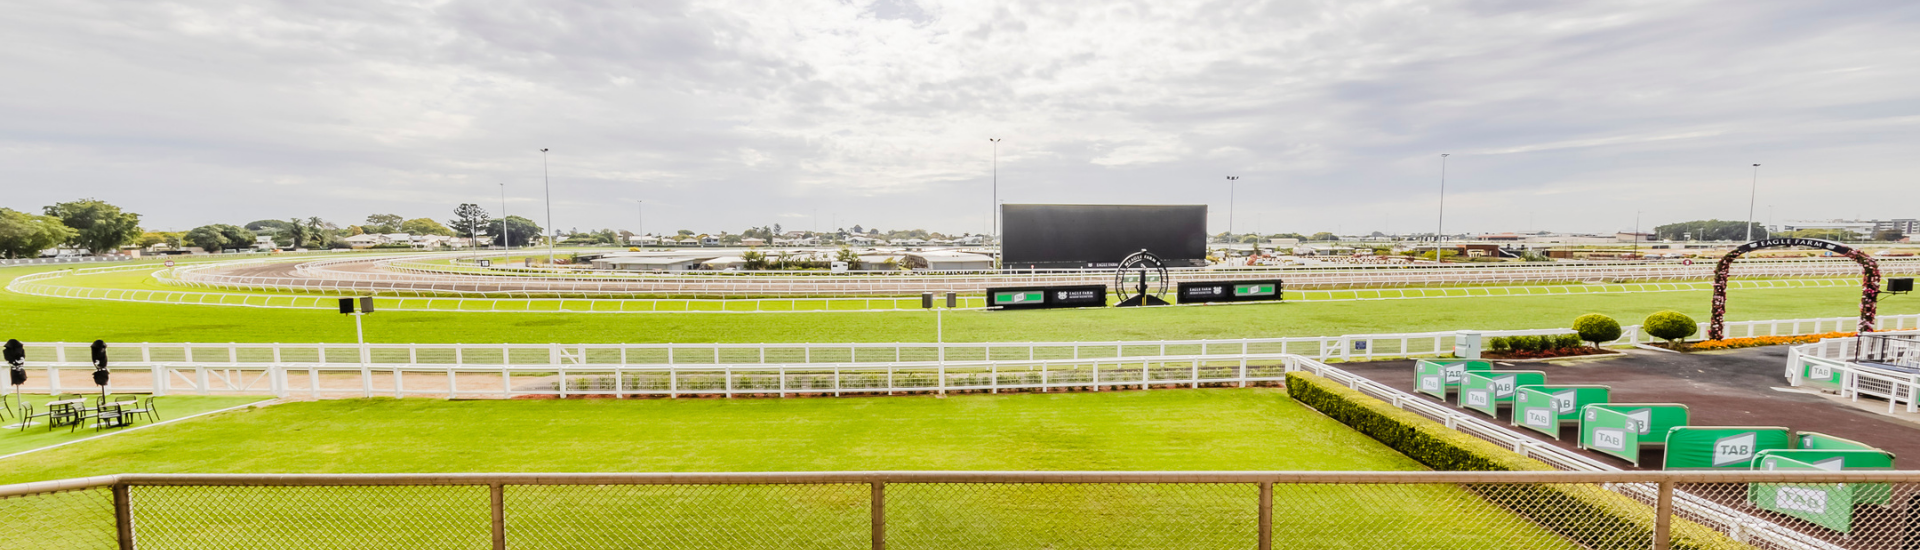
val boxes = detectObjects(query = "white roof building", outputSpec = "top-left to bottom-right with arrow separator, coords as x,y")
905,250 -> 994,271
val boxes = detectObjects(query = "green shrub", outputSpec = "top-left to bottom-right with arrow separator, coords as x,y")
1286,372 -> 1753,550
1487,337 -> 1510,353
1644,310 -> 1699,348
1572,314 -> 1622,348
1556,334 -> 1584,350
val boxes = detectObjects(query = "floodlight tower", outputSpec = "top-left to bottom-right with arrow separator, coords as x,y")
990,138 -> 1002,240
1226,176 -> 1239,240
1746,164 -> 1761,242
1436,154 -> 1450,263
541,148 -> 554,266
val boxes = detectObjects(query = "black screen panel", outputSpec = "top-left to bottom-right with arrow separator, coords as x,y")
1001,204 -> 1207,269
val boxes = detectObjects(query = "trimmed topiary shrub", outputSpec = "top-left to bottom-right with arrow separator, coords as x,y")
1286,371 -> 1754,550
1644,310 -> 1699,349
1572,314 -> 1623,348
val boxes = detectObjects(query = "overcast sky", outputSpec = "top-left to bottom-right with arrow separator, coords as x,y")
3,0 -> 1916,236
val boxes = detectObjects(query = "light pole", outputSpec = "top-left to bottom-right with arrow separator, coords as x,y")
498,183 -> 509,251
1226,176 -> 1239,240
989,138 -> 1001,240
1746,163 -> 1760,242
1436,153 -> 1449,263
1633,210 -> 1641,260
636,200 -> 643,246
540,148 -> 554,266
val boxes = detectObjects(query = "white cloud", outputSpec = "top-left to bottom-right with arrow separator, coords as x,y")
1,0 -> 1916,235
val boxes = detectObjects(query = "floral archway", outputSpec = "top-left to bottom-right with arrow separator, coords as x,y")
1709,238 -> 1880,340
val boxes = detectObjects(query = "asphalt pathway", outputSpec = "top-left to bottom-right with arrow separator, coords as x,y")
1337,346 -> 1920,470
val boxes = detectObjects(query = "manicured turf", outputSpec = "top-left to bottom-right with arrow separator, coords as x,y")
0,395 -> 267,456
1,389 -> 1578,549
4,260 -> 1913,344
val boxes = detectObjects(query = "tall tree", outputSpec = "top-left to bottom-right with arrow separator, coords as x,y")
183,224 -> 256,252
487,216 -> 542,247
44,199 -> 142,254
363,214 -> 404,234
400,218 -> 454,236
0,208 -> 78,259
448,204 -> 490,239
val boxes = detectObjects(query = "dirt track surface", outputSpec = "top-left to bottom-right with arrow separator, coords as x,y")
1337,346 -> 1920,470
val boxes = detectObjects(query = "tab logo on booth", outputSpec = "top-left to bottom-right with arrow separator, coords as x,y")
1713,432 -> 1758,467
1551,390 -> 1576,414
1626,409 -> 1652,435
1525,408 -> 1552,428
1493,376 -> 1517,397
1808,363 -> 1831,380
1594,428 -> 1626,452
1420,376 -> 1441,392
1775,487 -> 1829,514
1465,390 -> 1489,407
1444,364 -> 1466,383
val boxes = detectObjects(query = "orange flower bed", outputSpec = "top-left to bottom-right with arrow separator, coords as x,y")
1690,331 -> 1853,351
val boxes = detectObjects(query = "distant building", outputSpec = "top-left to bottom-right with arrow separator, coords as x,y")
903,250 -> 994,271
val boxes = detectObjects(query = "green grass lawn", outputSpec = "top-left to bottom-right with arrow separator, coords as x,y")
0,395 -> 267,457
1,389 -> 1580,549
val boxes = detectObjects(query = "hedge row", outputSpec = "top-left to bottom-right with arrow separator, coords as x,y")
1285,371 -> 1752,550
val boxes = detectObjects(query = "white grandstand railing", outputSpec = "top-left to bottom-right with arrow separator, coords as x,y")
1785,337 -> 1920,414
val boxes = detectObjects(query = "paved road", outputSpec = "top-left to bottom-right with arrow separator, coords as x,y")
1337,346 -> 1920,469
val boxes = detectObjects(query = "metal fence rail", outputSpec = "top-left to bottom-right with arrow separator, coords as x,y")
3,471 -> 1916,550
1786,337 -> 1920,414
188,254 -> 1920,296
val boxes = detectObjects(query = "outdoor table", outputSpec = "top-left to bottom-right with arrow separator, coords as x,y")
44,399 -> 88,430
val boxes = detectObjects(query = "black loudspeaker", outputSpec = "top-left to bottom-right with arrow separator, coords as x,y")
90,340 -> 108,368
1889,278 -> 1914,293
3,338 -> 22,366
9,366 -> 23,386
92,368 -> 110,387
359,297 -> 375,313
339,298 -> 356,314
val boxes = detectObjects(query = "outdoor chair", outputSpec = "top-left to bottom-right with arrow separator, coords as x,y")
76,403 -> 126,432
18,404 -> 50,432
121,397 -> 159,424
0,394 -> 11,420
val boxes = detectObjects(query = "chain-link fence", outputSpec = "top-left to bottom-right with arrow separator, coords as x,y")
3,471 -> 1917,550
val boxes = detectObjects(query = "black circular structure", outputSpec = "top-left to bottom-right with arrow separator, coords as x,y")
1113,250 -> 1171,307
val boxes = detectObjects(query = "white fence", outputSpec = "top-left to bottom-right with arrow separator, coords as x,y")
0,254 -> 134,266
8,314 -> 1916,400
1785,337 -> 1920,414
14,263 -> 1903,314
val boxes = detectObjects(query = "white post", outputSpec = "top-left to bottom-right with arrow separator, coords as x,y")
356,314 -> 372,398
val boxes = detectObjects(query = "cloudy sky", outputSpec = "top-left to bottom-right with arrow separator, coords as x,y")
3,0 -> 1916,236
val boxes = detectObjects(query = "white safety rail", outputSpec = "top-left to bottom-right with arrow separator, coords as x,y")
166,253 -> 1920,297
1785,337 -> 1920,414
0,348 -> 1841,548
18,265 -> 1909,315
8,314 -> 1916,399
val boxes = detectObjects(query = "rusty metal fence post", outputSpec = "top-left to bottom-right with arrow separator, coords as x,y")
114,482 -> 134,550
1652,480 -> 1673,550
490,482 -> 506,550
870,481 -> 886,550
1257,481 -> 1272,550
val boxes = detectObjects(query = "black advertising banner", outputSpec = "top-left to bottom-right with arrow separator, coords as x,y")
986,285 -> 1109,310
1176,280 -> 1284,304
